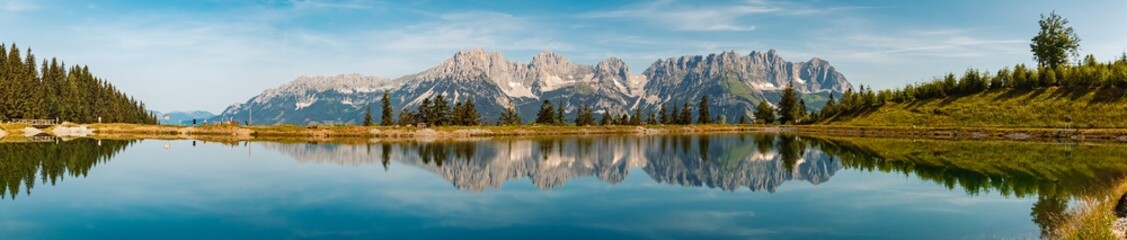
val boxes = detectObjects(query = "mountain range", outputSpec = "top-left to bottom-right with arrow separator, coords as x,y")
214,49 -> 851,125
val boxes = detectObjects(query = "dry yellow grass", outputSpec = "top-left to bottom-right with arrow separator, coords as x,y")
1053,178 -> 1127,240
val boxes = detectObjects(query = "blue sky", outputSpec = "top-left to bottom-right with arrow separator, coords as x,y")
1,0 -> 1124,113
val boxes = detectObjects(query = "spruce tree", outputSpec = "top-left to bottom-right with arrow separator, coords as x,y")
575,104 -> 595,126
698,95 -> 711,124
463,98 -> 480,126
629,108 -> 642,125
363,106 -> 373,126
535,100 -> 555,124
599,113 -> 611,125
658,104 -> 670,124
398,110 -> 417,125
777,82 -> 799,124
754,100 -> 776,124
669,105 -> 680,125
646,110 -> 657,125
452,102 -> 465,125
555,102 -> 565,124
499,106 -> 521,125
380,91 -> 393,126
432,94 -> 450,126
417,97 -> 431,125
822,94 -> 836,117
680,102 -> 692,125
797,99 -> 807,122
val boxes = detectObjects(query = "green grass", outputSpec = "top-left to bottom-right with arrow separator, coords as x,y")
826,87 -> 1127,128
723,76 -> 756,101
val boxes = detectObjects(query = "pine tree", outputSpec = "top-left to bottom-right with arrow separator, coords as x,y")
452,102 -> 465,125
363,106 -> 373,126
777,81 -> 799,124
380,90 -> 393,126
499,106 -> 521,125
599,113 -> 611,125
417,97 -> 432,125
754,100 -> 776,124
398,110 -> 417,125
0,43 -> 155,124
575,104 -> 595,126
698,95 -> 711,124
629,108 -> 642,125
669,105 -> 680,125
680,102 -> 692,125
463,98 -> 480,126
432,94 -> 450,126
822,94 -> 836,117
797,99 -> 807,122
646,110 -> 657,125
658,104 -> 670,124
535,100 -> 555,124
555,102 -> 565,124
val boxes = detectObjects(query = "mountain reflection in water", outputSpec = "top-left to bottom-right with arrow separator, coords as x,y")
3,134 -> 1127,238
265,135 -> 839,192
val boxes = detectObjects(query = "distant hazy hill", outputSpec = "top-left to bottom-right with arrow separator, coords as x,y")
156,111 -> 216,125
216,49 -> 852,125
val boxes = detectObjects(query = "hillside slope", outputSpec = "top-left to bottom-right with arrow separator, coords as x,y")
826,88 -> 1127,128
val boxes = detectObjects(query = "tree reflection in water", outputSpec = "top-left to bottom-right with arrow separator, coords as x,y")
0,138 -> 137,199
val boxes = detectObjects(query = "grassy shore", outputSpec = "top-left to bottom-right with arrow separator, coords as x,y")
2,121 -> 1126,143
825,88 -> 1127,128
76,123 -> 792,140
1053,179 -> 1127,240
799,125 -> 1127,142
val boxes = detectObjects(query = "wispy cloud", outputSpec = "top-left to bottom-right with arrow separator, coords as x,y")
581,0 -> 776,32
834,30 -> 1027,62
0,0 -> 38,12
286,0 -> 379,10
580,0 -> 878,32
378,11 -> 568,52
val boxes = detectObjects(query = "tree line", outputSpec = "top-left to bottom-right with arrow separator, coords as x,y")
364,91 -> 484,127
0,43 -> 156,124
523,95 -> 717,126
367,92 -> 734,127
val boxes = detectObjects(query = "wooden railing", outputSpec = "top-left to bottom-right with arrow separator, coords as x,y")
12,118 -> 58,127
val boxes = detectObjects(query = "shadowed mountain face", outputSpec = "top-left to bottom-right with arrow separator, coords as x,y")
216,49 -> 850,125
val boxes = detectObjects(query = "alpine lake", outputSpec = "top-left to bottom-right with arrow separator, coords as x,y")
3,133 -> 1126,239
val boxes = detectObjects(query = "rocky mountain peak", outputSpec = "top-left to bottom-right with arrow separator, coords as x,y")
595,57 -> 628,74
807,57 -> 828,65
448,48 -> 505,68
530,49 -> 568,67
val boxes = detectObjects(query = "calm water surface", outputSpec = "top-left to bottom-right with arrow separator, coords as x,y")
2,134 -> 1125,239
